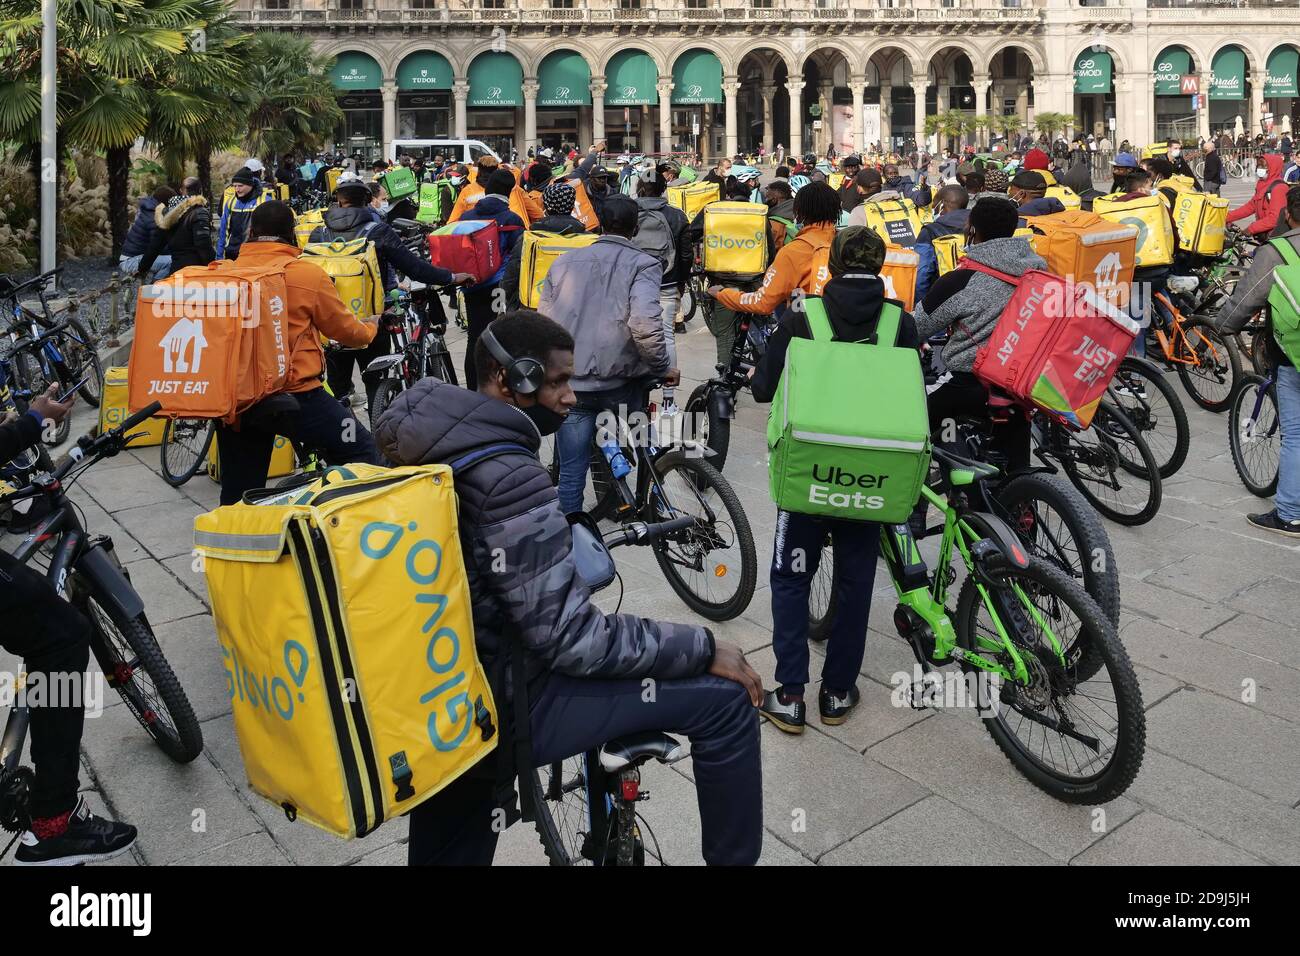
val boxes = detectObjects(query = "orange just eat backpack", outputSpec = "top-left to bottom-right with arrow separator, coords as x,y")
129,261 -> 292,424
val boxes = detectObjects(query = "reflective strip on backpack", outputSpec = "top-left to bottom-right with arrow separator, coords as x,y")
1276,274 -> 1300,314
1081,227 -> 1139,246
790,430 -> 928,451
193,530 -> 285,558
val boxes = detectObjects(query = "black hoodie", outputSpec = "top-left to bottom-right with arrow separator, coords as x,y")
312,204 -> 454,289
750,275 -> 920,403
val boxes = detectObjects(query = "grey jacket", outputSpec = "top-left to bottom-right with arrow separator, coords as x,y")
1215,227 -> 1300,368
374,379 -> 714,698
538,235 -> 668,391
914,236 -> 1048,373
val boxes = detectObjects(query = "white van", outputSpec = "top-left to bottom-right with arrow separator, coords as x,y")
389,139 -> 500,165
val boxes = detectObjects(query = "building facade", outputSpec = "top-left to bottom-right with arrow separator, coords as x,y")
230,0 -> 1300,160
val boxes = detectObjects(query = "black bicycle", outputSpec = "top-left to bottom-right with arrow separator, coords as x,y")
1,269 -> 104,411
1105,355 -> 1190,480
366,285 -> 459,423
2,402 -> 203,792
1229,372 -> 1281,497
682,307 -> 774,473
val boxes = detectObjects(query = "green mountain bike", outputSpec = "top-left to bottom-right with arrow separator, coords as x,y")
884,445 -> 1145,804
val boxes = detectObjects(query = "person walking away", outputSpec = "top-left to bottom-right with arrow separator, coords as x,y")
457,168 -> 527,389
1228,153 -> 1292,237
538,195 -> 676,515
136,177 -> 213,280
633,166 -> 692,408
915,184 -> 970,301
749,228 -> 921,732
119,186 -> 174,280
1212,186 -> 1300,535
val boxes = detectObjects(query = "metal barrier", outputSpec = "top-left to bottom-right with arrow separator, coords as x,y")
56,273 -> 140,350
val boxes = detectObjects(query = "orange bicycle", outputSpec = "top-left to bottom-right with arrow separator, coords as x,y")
1148,289 -> 1242,413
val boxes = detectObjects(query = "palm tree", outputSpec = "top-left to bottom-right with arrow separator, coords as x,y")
993,112 -> 1026,145
242,33 -> 343,163
1032,111 -> 1079,144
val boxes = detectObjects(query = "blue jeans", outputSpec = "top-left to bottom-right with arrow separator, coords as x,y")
556,384 -> 641,516
119,253 -> 171,281
1276,363 -> 1300,521
769,509 -> 881,697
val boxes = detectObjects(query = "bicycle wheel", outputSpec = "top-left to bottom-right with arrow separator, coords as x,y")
954,555 -> 1145,804
370,378 -> 403,425
679,284 -> 697,323
1228,375 -> 1280,497
62,318 -> 105,407
808,532 -> 836,642
79,592 -> 203,763
531,752 -> 616,866
159,417 -> 215,487
994,472 -> 1120,628
650,450 -> 756,621
1175,317 -> 1241,412
1109,360 -> 1189,478
683,383 -> 730,472
1055,404 -> 1162,526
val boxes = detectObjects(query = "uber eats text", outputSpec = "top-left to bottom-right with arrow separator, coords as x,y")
807,464 -> 889,511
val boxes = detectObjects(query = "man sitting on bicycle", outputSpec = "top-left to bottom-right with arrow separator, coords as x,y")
1,386 -> 138,865
914,197 -> 1043,471
374,310 -> 763,865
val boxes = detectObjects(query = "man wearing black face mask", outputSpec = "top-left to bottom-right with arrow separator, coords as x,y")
374,310 -> 764,867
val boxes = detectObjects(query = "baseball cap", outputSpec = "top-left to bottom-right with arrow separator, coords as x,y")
1113,151 -> 1139,169
1011,170 -> 1046,190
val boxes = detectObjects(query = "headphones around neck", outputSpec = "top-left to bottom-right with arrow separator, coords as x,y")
480,325 -> 544,396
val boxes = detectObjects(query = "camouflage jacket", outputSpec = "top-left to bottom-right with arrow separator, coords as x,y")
375,379 -> 715,698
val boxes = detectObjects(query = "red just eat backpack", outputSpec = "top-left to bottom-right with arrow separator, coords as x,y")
426,219 -> 506,283
959,260 -> 1140,430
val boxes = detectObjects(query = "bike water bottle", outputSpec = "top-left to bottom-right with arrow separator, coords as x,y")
600,441 -> 632,480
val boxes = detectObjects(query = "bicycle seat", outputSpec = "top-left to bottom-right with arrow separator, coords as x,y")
240,392 -> 302,432
598,731 -> 686,773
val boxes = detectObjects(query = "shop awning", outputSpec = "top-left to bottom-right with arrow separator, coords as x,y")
1266,45 -> 1299,98
672,50 -> 722,105
397,52 -> 452,92
1074,50 -> 1112,95
330,52 -> 382,91
468,52 -> 524,108
1153,47 -> 1191,97
605,50 -> 658,107
1210,46 -> 1247,100
538,51 -> 592,107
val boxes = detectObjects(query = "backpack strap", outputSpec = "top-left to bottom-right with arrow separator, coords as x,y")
1271,237 -> 1300,268
446,441 -> 535,473
957,258 -> 1017,285
875,302 -> 903,347
803,296 -> 833,341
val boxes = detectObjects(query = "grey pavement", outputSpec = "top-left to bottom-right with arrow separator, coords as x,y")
3,173 -> 1296,866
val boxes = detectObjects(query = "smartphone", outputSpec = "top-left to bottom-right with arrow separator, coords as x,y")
55,376 -> 90,404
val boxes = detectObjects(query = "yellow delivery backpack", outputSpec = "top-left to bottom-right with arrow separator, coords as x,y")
517,230 -> 599,308
301,232 -> 386,323
1045,184 -> 1082,210
1171,190 -> 1230,256
206,434 -> 296,482
325,166 -> 342,194
294,208 -> 325,249
668,181 -> 721,222
192,462 -> 500,839
1092,193 -> 1175,267
828,172 -> 845,191
935,227 -> 1035,277
858,197 -> 925,247
99,367 -> 167,448
880,244 -> 920,311
702,201 -> 769,278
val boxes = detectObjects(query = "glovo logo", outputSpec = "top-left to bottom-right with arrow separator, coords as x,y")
358,520 -> 475,752
223,638 -> 310,721
705,230 -> 764,250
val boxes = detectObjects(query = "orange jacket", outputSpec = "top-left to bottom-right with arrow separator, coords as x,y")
521,187 -> 545,223
449,182 -> 532,227
713,222 -> 834,313
236,241 -> 376,394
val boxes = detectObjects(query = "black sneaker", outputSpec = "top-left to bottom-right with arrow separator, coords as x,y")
819,685 -> 861,726
1247,510 -> 1300,538
759,689 -> 806,735
13,796 -> 137,866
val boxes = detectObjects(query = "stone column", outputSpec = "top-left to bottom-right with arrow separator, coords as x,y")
658,79 -> 674,155
850,74 -> 866,153
723,76 -> 741,159
818,80 -> 833,155
1251,81 -> 1267,137
937,83 -> 950,115
912,79 -> 929,149
1198,95 -> 1212,145
1129,69 -> 1153,148
760,83 -> 776,153
453,80 -> 469,139
523,81 -> 539,156
590,77 -> 606,143
879,81 -> 893,148
787,80 -> 803,159
972,72 -> 989,148
381,80 -> 398,158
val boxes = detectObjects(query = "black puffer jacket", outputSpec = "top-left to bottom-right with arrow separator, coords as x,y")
122,197 -> 162,258
374,379 -> 715,699
138,195 -> 214,277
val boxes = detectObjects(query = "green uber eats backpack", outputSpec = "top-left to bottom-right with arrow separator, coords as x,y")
416,180 -> 456,225
378,166 -> 418,202
767,297 -> 931,524
1268,237 -> 1300,367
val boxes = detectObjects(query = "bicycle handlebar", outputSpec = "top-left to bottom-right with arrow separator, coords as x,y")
1,268 -> 62,299
604,514 -> 696,548
35,401 -> 164,485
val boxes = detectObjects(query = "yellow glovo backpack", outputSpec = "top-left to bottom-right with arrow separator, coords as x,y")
702,201 -> 769,278
294,208 -> 326,249
667,180 -> 721,222
1045,184 -> 1082,211
517,230 -> 599,308
1171,190 -> 1230,257
1092,192 -> 1176,267
858,197 -> 926,247
193,463 -> 500,839
301,227 -> 386,326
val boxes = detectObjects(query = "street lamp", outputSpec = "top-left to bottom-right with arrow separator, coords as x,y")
41,0 -> 56,291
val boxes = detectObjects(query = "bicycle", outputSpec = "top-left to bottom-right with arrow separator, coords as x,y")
1146,289 -> 1242,413
0,269 -> 104,410
1106,355 -> 1190,479
366,285 -> 460,423
1,401 -> 204,791
682,306 -> 775,473
158,417 -> 216,487
545,384 -> 757,622
1228,372 -> 1280,497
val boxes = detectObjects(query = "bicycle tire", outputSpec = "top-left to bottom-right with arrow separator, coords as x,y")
1055,403 -> 1162,526
64,318 -> 105,407
680,285 -> 698,323
80,594 -> 203,763
159,418 -> 215,487
954,555 -> 1145,804
808,533 -> 836,642
1174,317 -> 1241,413
994,472 -> 1121,628
1111,360 -> 1189,478
370,378 -> 403,426
650,451 -> 756,621
15,352 -> 70,446
683,383 -> 730,472
1228,375 -> 1280,498
531,752 -> 615,866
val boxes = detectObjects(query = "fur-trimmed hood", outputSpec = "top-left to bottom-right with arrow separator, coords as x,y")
155,194 -> 207,230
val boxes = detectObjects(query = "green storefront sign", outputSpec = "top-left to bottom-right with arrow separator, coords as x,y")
1153,47 -> 1191,97
1266,45 -> 1300,98
538,51 -> 592,107
331,52 -> 381,91
397,52 -> 452,91
671,49 -> 722,105
468,52 -> 523,108
606,50 -> 657,106
1074,50 -> 1112,94
1211,47 -> 1246,100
